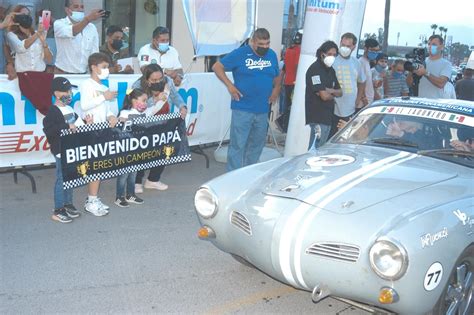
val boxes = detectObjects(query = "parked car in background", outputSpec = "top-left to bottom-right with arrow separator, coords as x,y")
195,98 -> 474,314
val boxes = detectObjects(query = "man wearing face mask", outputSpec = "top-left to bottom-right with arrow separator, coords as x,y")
414,34 -> 453,99
137,26 -> 184,86
212,28 -> 281,171
356,38 -> 380,110
100,25 -> 133,74
305,40 -> 342,150
330,32 -> 366,137
54,0 -> 104,74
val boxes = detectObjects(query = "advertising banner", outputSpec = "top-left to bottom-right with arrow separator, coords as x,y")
0,73 -> 232,168
61,113 -> 190,189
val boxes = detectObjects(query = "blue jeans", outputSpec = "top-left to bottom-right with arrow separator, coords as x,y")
116,171 -> 137,198
308,123 -> 331,151
54,156 -> 73,209
227,109 -> 268,171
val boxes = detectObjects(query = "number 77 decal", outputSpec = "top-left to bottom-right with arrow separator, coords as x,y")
424,262 -> 444,291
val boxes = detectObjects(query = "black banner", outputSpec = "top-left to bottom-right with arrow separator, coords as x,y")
60,113 -> 191,189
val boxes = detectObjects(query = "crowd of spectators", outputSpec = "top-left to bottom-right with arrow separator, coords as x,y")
0,0 -> 183,83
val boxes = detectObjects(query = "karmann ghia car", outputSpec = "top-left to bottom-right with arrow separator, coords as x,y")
194,98 -> 473,314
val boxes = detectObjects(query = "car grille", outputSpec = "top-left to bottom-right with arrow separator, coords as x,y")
306,242 -> 360,262
230,211 -> 252,236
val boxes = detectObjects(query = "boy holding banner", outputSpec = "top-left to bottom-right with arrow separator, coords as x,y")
43,77 -> 88,223
80,52 -> 118,216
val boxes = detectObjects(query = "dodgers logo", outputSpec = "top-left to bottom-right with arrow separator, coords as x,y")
245,58 -> 272,70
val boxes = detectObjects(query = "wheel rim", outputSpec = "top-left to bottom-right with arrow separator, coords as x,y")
445,262 -> 474,315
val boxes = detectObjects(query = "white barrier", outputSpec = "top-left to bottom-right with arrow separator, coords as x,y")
0,73 -> 232,168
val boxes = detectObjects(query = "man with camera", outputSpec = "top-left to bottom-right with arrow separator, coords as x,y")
414,34 -> 453,99
54,0 -> 106,74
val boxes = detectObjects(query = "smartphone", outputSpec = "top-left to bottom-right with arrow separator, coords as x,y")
41,10 -> 51,31
100,10 -> 111,19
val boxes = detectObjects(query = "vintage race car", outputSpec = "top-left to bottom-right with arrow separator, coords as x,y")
194,98 -> 474,314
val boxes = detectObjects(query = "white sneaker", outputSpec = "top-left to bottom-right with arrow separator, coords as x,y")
84,199 -> 109,216
135,184 -> 144,194
144,180 -> 168,191
96,198 -> 109,210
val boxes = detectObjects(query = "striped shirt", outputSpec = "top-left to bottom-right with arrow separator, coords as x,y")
385,72 -> 409,97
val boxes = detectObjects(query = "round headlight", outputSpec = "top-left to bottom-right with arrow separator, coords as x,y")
369,239 -> 408,280
194,187 -> 218,219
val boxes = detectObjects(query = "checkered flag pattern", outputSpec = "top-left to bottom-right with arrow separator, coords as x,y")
61,121 -> 110,136
60,113 -> 181,136
131,113 -> 179,125
63,153 -> 192,189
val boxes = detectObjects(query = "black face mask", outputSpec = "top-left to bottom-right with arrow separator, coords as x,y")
15,14 -> 33,29
256,46 -> 269,56
111,39 -> 123,50
150,80 -> 166,92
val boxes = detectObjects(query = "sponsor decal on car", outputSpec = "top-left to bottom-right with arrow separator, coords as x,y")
453,209 -> 474,229
306,154 -> 355,167
363,106 -> 473,126
420,228 -> 448,248
375,98 -> 473,115
424,262 -> 443,291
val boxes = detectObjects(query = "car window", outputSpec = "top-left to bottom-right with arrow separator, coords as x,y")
334,112 -> 474,167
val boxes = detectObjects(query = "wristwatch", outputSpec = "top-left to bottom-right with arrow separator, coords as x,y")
424,71 -> 431,78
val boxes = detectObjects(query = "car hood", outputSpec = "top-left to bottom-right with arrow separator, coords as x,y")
261,145 -> 458,213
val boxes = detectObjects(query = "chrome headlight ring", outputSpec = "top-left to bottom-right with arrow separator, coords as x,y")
194,186 -> 218,219
369,238 -> 409,281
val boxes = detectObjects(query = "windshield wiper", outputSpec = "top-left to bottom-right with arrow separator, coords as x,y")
369,137 -> 419,148
417,149 -> 474,158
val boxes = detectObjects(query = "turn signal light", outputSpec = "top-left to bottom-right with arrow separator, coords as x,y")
378,287 -> 398,304
198,226 -> 215,239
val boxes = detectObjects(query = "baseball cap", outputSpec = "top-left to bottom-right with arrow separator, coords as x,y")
51,77 -> 77,93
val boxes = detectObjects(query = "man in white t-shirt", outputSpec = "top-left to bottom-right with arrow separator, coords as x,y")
54,0 -> 104,74
331,32 -> 366,136
356,38 -> 380,111
137,26 -> 183,86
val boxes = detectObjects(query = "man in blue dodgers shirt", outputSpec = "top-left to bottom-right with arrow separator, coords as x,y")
213,28 -> 281,171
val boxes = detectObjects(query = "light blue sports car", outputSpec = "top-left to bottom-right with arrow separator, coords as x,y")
194,98 -> 474,314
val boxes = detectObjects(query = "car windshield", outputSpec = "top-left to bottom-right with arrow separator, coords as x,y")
333,106 -> 474,167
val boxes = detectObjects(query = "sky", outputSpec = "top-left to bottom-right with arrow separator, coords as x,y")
361,0 -> 474,47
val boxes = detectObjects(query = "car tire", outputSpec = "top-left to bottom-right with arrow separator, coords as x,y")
231,254 -> 255,269
431,244 -> 474,315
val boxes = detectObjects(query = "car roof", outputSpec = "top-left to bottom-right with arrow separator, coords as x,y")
371,97 -> 474,117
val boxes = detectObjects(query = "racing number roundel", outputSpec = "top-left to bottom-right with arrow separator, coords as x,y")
424,262 -> 443,291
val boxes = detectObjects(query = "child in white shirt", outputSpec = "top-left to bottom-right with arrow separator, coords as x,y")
80,52 -> 118,216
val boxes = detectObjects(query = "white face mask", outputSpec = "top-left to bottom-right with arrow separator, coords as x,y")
97,68 -> 109,80
339,46 -> 352,58
70,11 -> 85,22
323,55 -> 336,67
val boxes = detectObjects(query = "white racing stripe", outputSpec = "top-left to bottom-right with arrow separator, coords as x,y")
293,153 -> 417,289
278,151 -> 412,288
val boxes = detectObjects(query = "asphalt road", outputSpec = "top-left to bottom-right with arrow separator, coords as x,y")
0,148 -> 371,314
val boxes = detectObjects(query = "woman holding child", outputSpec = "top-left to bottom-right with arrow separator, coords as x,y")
131,64 -> 187,193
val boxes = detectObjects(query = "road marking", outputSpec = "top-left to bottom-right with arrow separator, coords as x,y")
203,286 -> 297,315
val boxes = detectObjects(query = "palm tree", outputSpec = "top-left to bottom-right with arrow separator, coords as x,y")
382,0 -> 390,52
443,27 -> 448,43
431,24 -> 438,35
438,26 -> 445,37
